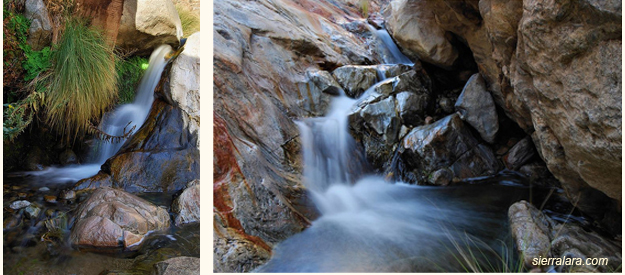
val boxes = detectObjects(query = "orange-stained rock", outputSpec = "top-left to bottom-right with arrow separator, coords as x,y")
75,0 -> 125,45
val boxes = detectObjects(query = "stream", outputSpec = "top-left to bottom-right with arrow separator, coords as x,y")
3,45 -> 199,274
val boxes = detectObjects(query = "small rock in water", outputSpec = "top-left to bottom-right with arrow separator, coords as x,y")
24,205 -> 41,219
428,168 -> 453,186
18,192 -> 28,199
39,187 -> 50,192
10,200 -> 31,210
60,190 -> 76,200
45,209 -> 56,217
3,216 -> 21,230
44,195 -> 58,204
12,186 -> 22,191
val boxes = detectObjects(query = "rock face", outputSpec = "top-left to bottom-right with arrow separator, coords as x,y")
70,187 -> 170,250
168,32 -> 200,148
116,0 -> 183,54
75,0 -> 125,45
398,114 -> 499,183
385,0 -> 621,230
509,201 -> 621,272
454,73 -> 498,143
213,0 -> 398,271
153,256 -> 200,275
25,0 -> 53,51
172,180 -> 199,226
383,0 -> 458,68
75,100 -> 199,194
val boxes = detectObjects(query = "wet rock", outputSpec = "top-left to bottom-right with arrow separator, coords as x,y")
172,180 -> 199,226
395,92 -> 428,127
26,147 -> 46,171
399,114 -> 499,183
44,195 -> 57,204
17,192 -> 28,199
116,0 -> 183,55
25,0 -> 53,51
10,200 -> 31,210
168,32 -> 200,148
504,137 -> 536,170
153,256 -> 200,275
38,187 -> 49,192
454,74 -> 499,143
59,149 -> 79,165
375,64 -> 414,80
373,70 -> 430,97
332,65 -> 378,98
508,200 -> 553,267
60,190 -> 76,200
428,168 -> 453,186
24,205 -> 41,219
382,0 -> 458,68
303,69 -> 339,113
509,200 -> 622,272
70,187 -> 170,250
437,97 -> 455,114
4,216 -> 22,230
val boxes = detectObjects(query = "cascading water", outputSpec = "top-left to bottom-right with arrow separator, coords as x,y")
24,45 -> 173,184
367,25 -> 413,65
256,37 -> 529,273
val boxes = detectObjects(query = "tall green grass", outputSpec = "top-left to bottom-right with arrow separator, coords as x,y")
43,18 -> 117,141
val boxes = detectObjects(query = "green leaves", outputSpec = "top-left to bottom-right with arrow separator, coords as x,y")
22,46 -> 53,81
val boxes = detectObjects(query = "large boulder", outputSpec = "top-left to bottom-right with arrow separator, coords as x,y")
382,0 -> 458,68
168,31 -> 200,148
116,0 -> 183,55
70,187 -> 170,251
509,201 -> 621,272
172,180 -> 199,226
398,114 -> 499,183
25,0 -> 53,51
332,65 -> 378,98
454,73 -> 499,143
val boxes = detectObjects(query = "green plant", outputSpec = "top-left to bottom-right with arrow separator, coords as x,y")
22,46 -> 53,81
115,55 -> 148,104
3,10 -> 29,89
42,18 -> 118,142
176,4 -> 199,36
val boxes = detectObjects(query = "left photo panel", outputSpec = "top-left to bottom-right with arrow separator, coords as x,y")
3,0 -> 200,274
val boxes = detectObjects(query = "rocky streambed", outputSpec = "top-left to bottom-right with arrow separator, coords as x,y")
214,0 -> 621,272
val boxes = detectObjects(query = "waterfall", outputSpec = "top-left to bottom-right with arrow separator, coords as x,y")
367,25 -> 413,65
256,32 -> 523,272
93,45 -> 173,164
25,45 -> 173,184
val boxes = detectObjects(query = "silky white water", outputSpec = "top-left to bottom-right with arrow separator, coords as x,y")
24,45 -> 173,184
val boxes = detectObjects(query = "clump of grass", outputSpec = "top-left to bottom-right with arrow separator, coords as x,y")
176,4 -> 199,36
115,55 -> 148,104
42,18 -> 117,142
